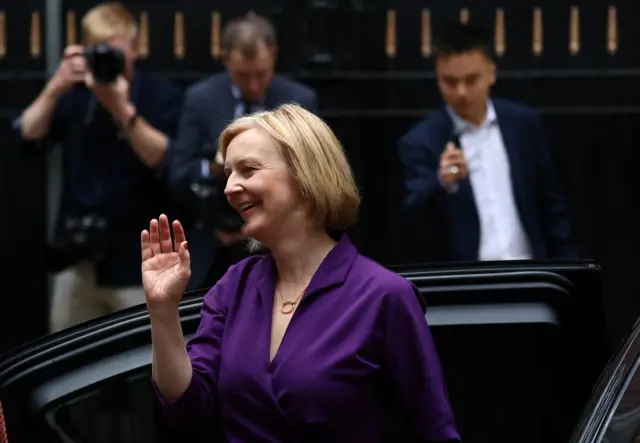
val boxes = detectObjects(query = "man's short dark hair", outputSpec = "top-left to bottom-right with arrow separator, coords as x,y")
434,23 -> 493,61
221,12 -> 277,59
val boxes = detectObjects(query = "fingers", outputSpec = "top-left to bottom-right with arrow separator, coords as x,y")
70,72 -> 87,83
439,146 -> 468,183
84,71 -> 95,89
441,157 -> 467,171
178,241 -> 191,280
172,220 -> 187,246
440,143 -> 466,171
441,164 -> 468,180
147,216 -> 183,256
141,230 -> 154,262
159,214 -> 174,253
149,219 -> 162,256
442,144 -> 463,160
63,45 -> 84,58
69,53 -> 86,68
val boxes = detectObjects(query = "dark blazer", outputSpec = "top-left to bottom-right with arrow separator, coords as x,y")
398,98 -> 577,263
166,73 -> 318,289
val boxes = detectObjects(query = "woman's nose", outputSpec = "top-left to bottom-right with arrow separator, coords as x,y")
224,176 -> 242,196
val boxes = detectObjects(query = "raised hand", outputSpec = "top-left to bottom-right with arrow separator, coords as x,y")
438,142 -> 468,187
47,45 -> 87,96
141,214 -> 191,311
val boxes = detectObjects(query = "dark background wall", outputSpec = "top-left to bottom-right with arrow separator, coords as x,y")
1,0 -> 639,352
0,0 -> 49,354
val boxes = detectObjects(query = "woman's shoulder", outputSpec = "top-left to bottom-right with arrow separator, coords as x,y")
351,255 -> 424,308
201,254 -> 271,305
351,255 -> 411,289
222,253 -> 271,283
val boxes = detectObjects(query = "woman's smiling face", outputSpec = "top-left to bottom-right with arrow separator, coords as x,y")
224,127 -> 306,242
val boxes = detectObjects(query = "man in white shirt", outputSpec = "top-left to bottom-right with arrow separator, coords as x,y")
398,23 -> 577,263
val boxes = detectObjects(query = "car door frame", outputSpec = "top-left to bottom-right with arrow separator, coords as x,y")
0,261 -> 608,443
569,317 -> 640,443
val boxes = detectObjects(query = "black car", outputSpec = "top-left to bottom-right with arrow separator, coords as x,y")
0,261 -> 634,443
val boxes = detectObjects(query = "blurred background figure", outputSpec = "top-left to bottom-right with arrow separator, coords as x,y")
165,11 -> 318,290
398,23 -> 577,264
10,2 -> 182,332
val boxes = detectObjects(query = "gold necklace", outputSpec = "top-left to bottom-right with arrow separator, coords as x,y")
278,286 -> 307,315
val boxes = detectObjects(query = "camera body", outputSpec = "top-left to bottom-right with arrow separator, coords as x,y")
47,212 -> 110,272
84,43 -> 125,84
182,143 -> 244,234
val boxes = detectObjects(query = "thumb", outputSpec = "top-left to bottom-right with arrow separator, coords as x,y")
84,72 -> 95,89
445,142 -> 456,152
116,75 -> 128,90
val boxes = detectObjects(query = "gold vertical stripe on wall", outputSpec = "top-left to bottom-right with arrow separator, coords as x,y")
139,11 -> 149,57
174,11 -> 185,59
460,8 -> 469,24
66,10 -> 76,46
30,10 -> 41,58
385,9 -> 396,59
494,8 -> 505,56
0,12 -> 6,59
421,9 -> 432,58
569,6 -> 580,55
607,6 -> 617,55
211,10 -> 220,59
533,7 -> 543,56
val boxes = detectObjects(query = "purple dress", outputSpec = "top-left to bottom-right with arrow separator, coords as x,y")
154,235 -> 460,442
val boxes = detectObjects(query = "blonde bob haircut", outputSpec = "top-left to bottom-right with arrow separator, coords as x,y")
219,103 -> 361,234
81,2 -> 138,45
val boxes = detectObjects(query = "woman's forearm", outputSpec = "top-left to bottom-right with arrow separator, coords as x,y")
150,307 -> 193,403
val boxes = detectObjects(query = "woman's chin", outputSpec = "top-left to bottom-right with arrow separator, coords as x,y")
241,222 -> 260,240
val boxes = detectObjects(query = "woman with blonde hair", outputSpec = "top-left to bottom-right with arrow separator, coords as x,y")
143,104 -> 460,442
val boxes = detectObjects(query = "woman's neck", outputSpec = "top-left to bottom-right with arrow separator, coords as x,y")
271,229 -> 337,287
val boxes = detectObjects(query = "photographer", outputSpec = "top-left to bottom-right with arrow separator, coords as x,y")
166,12 -> 318,290
12,2 -> 182,333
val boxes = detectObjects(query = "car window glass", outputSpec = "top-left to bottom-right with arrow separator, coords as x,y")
602,339 -> 640,443
46,370 -> 162,443
41,368 -> 214,443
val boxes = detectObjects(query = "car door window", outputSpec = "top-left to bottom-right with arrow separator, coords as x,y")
602,340 -> 640,443
46,370 -> 163,443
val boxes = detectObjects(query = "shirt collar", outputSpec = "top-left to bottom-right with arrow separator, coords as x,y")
446,99 -> 497,134
256,233 -> 358,299
231,83 -> 265,105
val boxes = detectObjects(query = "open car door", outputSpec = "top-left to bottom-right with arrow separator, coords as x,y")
567,315 -> 640,443
0,261 -> 609,443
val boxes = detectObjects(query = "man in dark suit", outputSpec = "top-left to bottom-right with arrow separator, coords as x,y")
398,23 -> 576,263
167,12 -> 318,289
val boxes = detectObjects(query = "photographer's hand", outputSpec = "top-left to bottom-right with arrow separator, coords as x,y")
47,45 -> 87,97
19,45 -> 86,141
85,73 -> 132,123
85,72 -> 169,168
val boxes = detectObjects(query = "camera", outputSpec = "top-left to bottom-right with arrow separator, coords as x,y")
46,212 -> 110,272
84,43 -> 125,84
188,166 -> 244,233
179,143 -> 244,234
